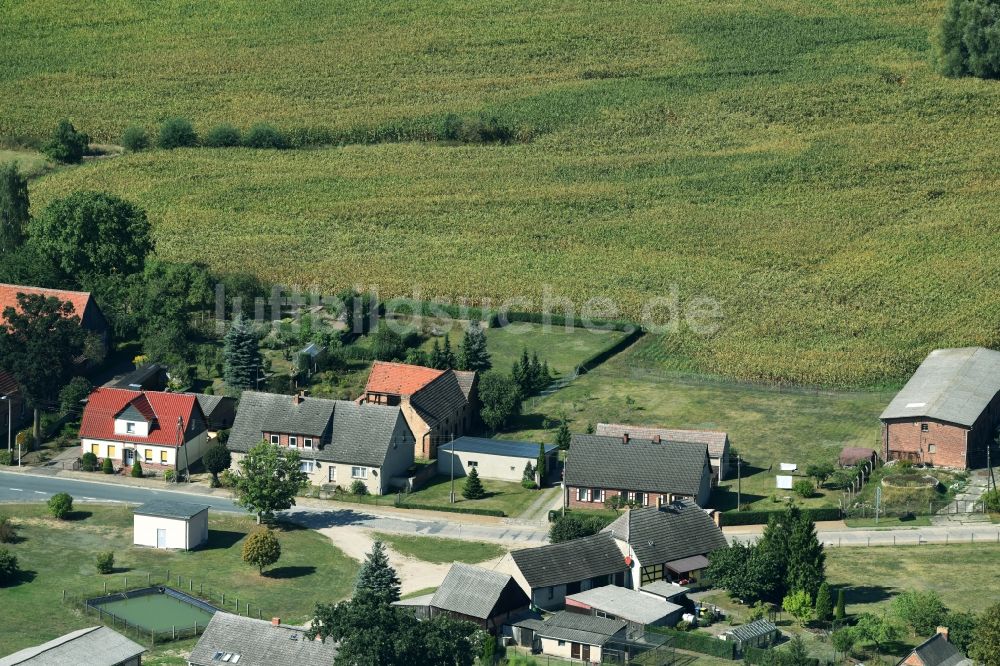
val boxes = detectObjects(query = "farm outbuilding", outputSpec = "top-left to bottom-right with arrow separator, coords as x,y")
133,500 -> 209,550
438,437 -> 557,483
723,619 -> 778,652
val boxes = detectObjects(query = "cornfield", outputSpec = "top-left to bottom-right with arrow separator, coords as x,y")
13,0 -> 1000,387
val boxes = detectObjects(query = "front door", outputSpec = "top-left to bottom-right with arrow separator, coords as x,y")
124,449 -> 134,465
582,644 -> 591,662
156,529 -> 167,549
571,643 -> 581,659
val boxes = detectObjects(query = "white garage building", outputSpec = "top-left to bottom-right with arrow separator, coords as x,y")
133,500 -> 209,550
437,437 -> 558,483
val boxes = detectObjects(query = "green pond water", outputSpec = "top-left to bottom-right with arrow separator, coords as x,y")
93,593 -> 214,632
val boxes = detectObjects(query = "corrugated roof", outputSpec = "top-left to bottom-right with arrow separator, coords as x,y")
522,611 -> 626,647
596,424 -> 729,460
0,626 -> 145,666
188,613 -> 338,666
79,388 -> 203,447
566,434 -> 710,497
880,347 -> 1000,427
510,533 -> 626,589
566,585 -> 682,625
602,501 -> 727,567
725,619 -> 777,643
442,437 -> 556,459
430,563 -> 527,619
134,500 -> 209,520
365,361 -> 444,395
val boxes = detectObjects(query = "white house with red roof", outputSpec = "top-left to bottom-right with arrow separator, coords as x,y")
79,387 -> 209,477
360,361 -> 477,459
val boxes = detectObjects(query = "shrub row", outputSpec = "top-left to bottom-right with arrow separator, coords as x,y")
489,310 -> 639,333
719,507 -> 842,527
648,627 -> 736,659
744,645 -> 821,666
575,328 -> 644,375
122,112 -> 535,153
395,501 -> 505,517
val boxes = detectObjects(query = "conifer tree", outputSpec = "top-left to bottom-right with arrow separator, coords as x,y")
457,321 -> 492,371
224,314 -> 260,390
555,422 -> 571,450
462,466 -> 485,499
536,443 -> 547,484
529,352 -> 543,392
522,461 -> 535,488
835,588 -> 846,621
355,540 -> 401,602
439,334 -> 457,370
429,338 -> 443,369
815,582 -> 833,622
786,510 -> 826,599
514,348 -> 531,394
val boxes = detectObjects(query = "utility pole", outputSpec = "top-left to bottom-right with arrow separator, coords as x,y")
177,416 -> 189,482
736,455 -> 742,510
448,435 -> 456,503
2,394 -> 10,456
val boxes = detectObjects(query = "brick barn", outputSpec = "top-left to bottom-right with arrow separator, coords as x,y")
881,347 -> 1000,469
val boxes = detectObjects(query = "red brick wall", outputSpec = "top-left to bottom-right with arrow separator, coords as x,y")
883,419 -> 969,469
263,431 -> 320,452
566,487 -> 689,509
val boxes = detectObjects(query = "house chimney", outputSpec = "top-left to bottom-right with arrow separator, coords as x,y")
293,391 -> 306,405
622,433 -> 629,444
937,626 -> 949,640
272,617 -> 281,626
652,434 -> 661,444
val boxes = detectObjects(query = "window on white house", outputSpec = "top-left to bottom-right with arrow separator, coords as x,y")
300,461 -> 315,473
304,438 -> 313,449
270,434 -> 279,445
126,422 -> 135,434
144,449 -> 152,462
288,436 -> 297,448
352,467 -> 367,479
467,460 -> 478,467
557,640 -> 566,646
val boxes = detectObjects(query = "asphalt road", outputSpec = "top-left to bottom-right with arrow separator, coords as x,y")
0,470 -> 550,546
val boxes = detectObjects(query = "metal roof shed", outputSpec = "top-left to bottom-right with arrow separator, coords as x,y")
133,500 -> 209,550
566,585 -> 684,628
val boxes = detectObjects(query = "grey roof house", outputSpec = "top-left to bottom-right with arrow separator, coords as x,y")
603,500 -> 728,588
501,533 -> 628,610
188,613 -> 338,666
565,585 -> 684,636
513,611 -> 627,663
881,347 -> 1000,469
228,391 -> 415,495
194,394 -> 236,433
896,630 -> 972,666
395,563 -> 530,633
0,626 -> 145,666
565,434 -> 714,508
596,423 -> 731,479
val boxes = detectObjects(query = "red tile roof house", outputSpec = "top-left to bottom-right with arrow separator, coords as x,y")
79,388 -> 209,477
360,361 -> 477,459
0,283 -> 109,349
596,423 -> 731,480
881,347 -> 1000,469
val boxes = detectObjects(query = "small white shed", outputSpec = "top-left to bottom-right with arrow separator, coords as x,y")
437,437 -> 558,483
133,500 -> 209,550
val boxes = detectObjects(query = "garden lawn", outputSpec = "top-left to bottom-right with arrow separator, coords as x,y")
405,474 -> 541,517
484,323 -> 627,377
17,0 -> 1000,388
373,532 -> 506,564
506,350 -> 893,511
0,504 -> 357,658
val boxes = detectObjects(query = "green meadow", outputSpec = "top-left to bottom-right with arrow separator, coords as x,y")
7,0 -> 1000,387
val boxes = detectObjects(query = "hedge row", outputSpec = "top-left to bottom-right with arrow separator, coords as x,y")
575,328 -> 644,375
718,507 -> 842,527
744,645 -> 822,666
649,627 -> 736,659
489,310 -> 639,333
395,501 -> 506,517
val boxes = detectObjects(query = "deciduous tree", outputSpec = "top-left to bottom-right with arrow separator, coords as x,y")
968,602 -> 1000,666
242,527 -> 281,574
782,589 -> 814,626
203,443 -> 232,487
0,163 -> 29,255
232,441 -> 308,523
936,0 -> 1000,79
478,371 -> 521,432
42,119 -> 89,163
892,589 -> 948,636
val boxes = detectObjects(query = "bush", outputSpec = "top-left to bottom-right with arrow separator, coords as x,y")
0,515 -> 16,543
163,469 -> 175,483
158,117 -> 198,149
350,479 -> 368,496
983,488 -> 1000,513
42,118 -> 89,163
48,492 -> 73,519
549,512 -> 616,543
394,501 -> 506,517
892,589 -> 948,636
130,459 -> 143,478
648,627 -> 736,659
102,457 -> 115,474
80,451 -> 98,472
0,451 -> 12,466
244,123 -> 286,149
793,479 -> 815,498
218,469 -> 236,488
242,527 -> 281,574
0,548 -> 19,583
121,125 -> 150,152
719,507 -> 841,526
203,123 -> 243,147
59,376 -> 92,415
936,0 -> 1000,79
96,551 -> 114,574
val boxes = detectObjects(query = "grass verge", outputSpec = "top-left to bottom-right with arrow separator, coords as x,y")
374,532 -> 506,564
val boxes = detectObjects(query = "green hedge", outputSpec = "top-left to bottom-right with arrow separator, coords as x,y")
719,507 -> 842,526
649,627 -> 736,659
743,645 -> 820,666
575,328 -> 644,374
395,501 -> 506,517
489,310 -> 638,333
